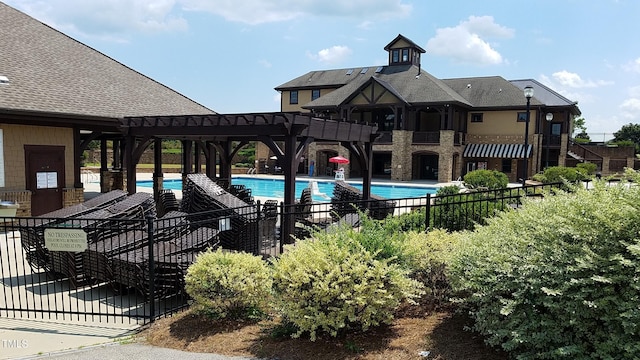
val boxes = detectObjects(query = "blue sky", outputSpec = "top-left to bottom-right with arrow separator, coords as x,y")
5,0 -> 640,140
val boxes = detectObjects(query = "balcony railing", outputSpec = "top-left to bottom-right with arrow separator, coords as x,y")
544,134 -> 562,146
412,131 -> 440,144
455,132 -> 464,145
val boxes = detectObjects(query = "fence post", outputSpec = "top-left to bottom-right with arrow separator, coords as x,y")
146,215 -> 156,323
255,200 -> 261,255
279,201 -> 285,254
425,193 -> 431,233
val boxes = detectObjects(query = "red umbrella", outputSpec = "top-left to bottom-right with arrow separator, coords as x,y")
329,155 -> 350,164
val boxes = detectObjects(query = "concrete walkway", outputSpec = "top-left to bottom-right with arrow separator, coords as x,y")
0,317 -> 137,359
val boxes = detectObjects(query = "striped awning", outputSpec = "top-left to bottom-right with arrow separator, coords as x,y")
463,143 -> 532,159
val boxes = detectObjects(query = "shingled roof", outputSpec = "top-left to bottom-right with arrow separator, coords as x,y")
442,76 -> 544,108
276,64 -> 472,109
510,79 -> 581,115
0,2 -> 214,122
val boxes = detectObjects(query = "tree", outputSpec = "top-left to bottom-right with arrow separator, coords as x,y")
613,123 -> 640,143
572,117 -> 587,137
612,123 -> 640,153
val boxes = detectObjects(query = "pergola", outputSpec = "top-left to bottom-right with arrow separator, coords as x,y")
117,112 -> 379,243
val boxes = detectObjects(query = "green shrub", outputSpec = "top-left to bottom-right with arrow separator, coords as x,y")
184,248 -> 272,320
271,236 -> 423,340
449,183 -> 640,359
429,193 -> 509,232
575,162 -> 597,175
402,230 -> 461,304
463,169 -> 509,190
436,185 -> 461,196
542,166 -> 587,183
376,207 -> 427,234
531,172 -> 546,183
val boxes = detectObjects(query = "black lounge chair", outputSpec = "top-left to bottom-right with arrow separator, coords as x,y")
331,181 -> 396,220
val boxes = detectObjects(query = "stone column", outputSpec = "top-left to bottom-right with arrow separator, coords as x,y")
438,130 -> 455,183
601,156 -> 610,175
559,135 -> 568,167
391,130 -> 412,181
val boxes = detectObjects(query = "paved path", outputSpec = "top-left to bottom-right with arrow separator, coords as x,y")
1,317 -> 259,360
18,343 -> 257,360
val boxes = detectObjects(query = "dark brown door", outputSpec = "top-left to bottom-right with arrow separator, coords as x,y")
25,145 -> 65,216
517,159 -> 525,183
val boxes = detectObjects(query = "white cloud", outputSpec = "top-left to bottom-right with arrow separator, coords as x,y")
7,0 -> 187,41
629,85 -> 640,98
620,86 -> 640,121
425,15 -> 514,66
258,59 -> 272,68
623,57 -> 640,73
181,0 -> 411,25
6,0 -> 411,39
307,46 -> 352,64
551,70 -> 613,89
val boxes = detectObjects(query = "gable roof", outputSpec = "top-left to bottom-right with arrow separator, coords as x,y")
0,2 -> 214,123
383,34 -> 425,53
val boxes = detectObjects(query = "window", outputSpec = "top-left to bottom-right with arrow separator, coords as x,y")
502,158 -> 512,173
551,123 -> 561,135
402,49 -> 409,62
517,112 -> 528,122
471,113 -> 483,123
289,90 -> 298,104
311,89 -> 320,101
392,49 -> 399,63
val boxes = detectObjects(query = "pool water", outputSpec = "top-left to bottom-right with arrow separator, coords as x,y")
138,177 -> 437,201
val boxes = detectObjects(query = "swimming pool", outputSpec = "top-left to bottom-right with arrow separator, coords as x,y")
137,177 -> 437,201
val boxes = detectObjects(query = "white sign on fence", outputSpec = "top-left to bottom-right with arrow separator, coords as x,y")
44,228 -> 88,252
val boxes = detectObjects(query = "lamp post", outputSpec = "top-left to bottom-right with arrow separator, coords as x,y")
522,85 -> 534,186
545,112 -> 553,169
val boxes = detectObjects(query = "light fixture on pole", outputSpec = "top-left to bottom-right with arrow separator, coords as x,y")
522,85 -> 534,186
545,112 -> 553,169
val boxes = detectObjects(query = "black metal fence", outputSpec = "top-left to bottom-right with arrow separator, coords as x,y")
1,181 -> 564,324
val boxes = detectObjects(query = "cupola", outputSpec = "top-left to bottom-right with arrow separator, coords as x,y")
383,34 -> 425,67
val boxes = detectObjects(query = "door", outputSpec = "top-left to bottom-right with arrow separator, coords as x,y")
25,145 -> 65,216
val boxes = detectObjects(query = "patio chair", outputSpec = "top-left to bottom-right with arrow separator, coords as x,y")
309,180 -> 330,200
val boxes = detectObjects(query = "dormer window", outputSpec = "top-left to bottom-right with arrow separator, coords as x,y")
392,49 -> 400,63
390,48 -> 413,64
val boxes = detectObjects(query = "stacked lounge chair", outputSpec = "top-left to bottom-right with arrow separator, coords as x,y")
331,181 -> 396,220
109,226 -> 220,298
18,190 -> 128,272
180,174 -> 260,254
48,192 -> 157,287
